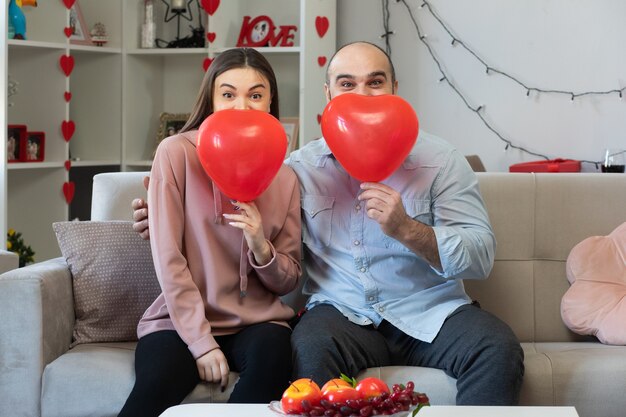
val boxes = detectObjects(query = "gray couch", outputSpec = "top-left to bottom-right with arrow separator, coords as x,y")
1,172 -> 625,417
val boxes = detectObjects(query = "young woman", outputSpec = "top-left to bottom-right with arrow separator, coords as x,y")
118,48 -> 302,417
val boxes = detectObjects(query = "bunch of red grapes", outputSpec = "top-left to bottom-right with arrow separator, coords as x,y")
280,375 -> 430,417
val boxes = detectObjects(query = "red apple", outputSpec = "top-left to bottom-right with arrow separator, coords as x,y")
355,377 -> 390,400
321,377 -> 352,395
323,386 -> 362,403
281,378 -> 322,414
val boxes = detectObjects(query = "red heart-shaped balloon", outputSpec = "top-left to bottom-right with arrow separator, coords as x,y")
321,94 -> 419,182
201,0 -> 220,15
63,0 -> 76,9
197,109 -> 287,201
315,16 -> 329,38
59,54 -> 74,77
206,32 -> 216,43
63,181 -> 75,204
62,120 -> 75,142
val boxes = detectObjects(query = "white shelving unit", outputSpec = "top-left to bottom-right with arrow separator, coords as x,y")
2,0 -> 336,262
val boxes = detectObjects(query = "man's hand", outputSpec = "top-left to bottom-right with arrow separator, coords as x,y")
196,348 -> 229,392
131,176 -> 150,240
223,201 -> 272,265
358,182 -> 441,270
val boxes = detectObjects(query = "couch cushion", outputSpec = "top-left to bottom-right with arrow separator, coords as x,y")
561,222 -> 626,345
53,221 -> 161,347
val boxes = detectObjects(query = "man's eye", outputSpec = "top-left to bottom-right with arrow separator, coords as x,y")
370,80 -> 383,86
340,82 -> 353,88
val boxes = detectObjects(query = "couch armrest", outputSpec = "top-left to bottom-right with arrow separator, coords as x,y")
0,249 -> 19,274
0,258 -> 74,417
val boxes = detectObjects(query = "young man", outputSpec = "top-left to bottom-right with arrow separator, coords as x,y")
133,42 -> 524,405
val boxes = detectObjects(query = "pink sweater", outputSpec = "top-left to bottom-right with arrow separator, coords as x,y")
137,130 -> 302,359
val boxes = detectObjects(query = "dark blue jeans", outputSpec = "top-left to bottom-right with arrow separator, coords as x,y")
291,303 -> 524,405
118,323 -> 292,417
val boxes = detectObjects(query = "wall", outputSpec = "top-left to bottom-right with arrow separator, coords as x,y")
337,0 -> 625,172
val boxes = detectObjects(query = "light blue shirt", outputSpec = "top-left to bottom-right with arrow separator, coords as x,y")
285,131 -> 496,343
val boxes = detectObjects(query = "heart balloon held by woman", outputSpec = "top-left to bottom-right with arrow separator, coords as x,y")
321,94 -> 419,182
197,109 -> 287,202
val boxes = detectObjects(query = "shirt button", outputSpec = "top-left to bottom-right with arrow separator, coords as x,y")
378,307 -> 385,313
360,267 -> 367,273
355,205 -> 361,211
353,240 -> 360,246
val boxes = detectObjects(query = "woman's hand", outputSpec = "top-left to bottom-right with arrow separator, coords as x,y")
223,201 -> 272,265
196,348 -> 229,392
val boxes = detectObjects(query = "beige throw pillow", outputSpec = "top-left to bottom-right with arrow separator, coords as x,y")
53,221 -> 161,347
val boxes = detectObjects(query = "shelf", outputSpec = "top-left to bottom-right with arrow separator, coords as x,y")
209,46 -> 301,54
8,39 -> 66,50
70,160 -> 121,167
7,162 -> 65,170
125,160 -> 153,168
70,45 -> 122,54
126,48 -> 208,55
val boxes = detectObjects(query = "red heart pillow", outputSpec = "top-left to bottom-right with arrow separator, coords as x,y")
561,222 -> 626,345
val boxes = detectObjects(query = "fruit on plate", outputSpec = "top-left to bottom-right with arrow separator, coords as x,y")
278,375 -> 430,416
281,378 -> 322,414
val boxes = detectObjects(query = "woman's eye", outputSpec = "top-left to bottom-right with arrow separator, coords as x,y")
251,93 -> 262,99
222,92 -> 233,98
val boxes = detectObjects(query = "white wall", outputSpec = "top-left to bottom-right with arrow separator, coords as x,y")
337,0 -> 626,172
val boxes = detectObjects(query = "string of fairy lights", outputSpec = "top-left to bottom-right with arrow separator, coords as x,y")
380,0 -> 626,167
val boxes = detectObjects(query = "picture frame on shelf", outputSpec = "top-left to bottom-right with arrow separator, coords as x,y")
280,117 -> 299,156
156,112 -> 190,144
69,1 -> 92,46
7,124 -> 27,163
25,131 -> 45,162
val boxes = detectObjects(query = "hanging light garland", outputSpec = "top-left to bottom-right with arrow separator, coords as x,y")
381,0 -> 625,167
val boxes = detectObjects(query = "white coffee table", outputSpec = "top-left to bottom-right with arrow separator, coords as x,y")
160,403 -> 580,417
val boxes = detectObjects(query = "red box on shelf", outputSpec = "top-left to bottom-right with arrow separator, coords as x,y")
25,131 -> 45,162
509,159 -> 581,173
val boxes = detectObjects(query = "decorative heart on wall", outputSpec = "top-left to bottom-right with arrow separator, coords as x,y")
63,0 -> 76,9
321,94 -> 419,182
64,27 -> 72,38
60,55 -> 74,77
201,0 -> 220,16
63,181 -> 75,204
203,57 -> 213,71
64,160 -> 72,171
62,120 -> 75,142
317,114 -> 322,125
64,91 -> 72,102
206,32 -> 216,43
315,16 -> 329,38
318,56 -> 327,67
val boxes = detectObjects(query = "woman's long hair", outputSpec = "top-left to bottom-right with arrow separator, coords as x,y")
180,48 -> 280,133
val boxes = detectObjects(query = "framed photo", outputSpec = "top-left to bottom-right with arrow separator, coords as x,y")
156,112 -> 190,144
69,1 -> 92,45
280,117 -> 299,156
25,131 -> 45,162
7,124 -> 27,163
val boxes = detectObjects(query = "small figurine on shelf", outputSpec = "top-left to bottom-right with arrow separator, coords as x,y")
8,0 -> 37,40
90,22 -> 108,46
142,0 -> 156,48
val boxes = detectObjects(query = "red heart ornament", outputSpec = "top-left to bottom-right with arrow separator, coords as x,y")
321,94 -> 419,182
64,27 -> 72,38
206,32 -> 216,43
63,0 -> 76,9
315,16 -> 329,38
64,160 -> 72,171
317,56 -> 327,67
64,91 -> 72,102
63,181 -> 75,204
201,0 -> 220,15
59,55 -> 74,77
196,109 -> 287,201
61,120 -> 75,142
202,57 -> 213,71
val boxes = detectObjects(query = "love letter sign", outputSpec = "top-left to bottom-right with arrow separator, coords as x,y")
196,109 -> 287,201
237,16 -> 297,47
321,94 -> 419,182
